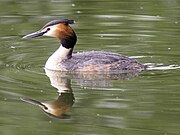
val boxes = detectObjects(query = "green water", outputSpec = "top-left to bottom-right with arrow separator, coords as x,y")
0,0 -> 180,135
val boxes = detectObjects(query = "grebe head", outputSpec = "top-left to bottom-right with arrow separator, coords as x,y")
23,19 -> 77,49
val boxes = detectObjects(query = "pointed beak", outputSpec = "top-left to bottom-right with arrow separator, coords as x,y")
22,31 -> 46,39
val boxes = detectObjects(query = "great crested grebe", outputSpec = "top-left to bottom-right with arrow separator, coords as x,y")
23,19 -> 145,72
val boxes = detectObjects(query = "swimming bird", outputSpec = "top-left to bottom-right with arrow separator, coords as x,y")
23,19 -> 145,72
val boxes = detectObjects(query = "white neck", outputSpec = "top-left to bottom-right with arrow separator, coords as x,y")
45,45 -> 73,71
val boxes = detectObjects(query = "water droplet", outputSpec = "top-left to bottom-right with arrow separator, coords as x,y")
10,46 -> 15,49
140,6 -> 143,10
175,21 -> 178,24
76,11 -> 81,14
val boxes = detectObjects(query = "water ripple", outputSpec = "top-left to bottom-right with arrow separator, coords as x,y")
146,64 -> 180,70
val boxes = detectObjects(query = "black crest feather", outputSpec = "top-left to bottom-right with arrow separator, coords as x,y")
43,19 -> 75,28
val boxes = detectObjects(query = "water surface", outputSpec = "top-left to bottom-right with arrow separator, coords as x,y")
0,0 -> 180,135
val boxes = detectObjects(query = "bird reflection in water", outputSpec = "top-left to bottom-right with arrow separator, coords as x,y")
21,69 -> 75,119
21,69 -> 141,119
21,93 -> 74,119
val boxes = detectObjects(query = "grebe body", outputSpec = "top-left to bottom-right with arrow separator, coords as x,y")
52,51 -> 144,71
23,19 -> 145,72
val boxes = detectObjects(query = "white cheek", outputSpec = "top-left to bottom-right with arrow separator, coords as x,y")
43,27 -> 57,37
